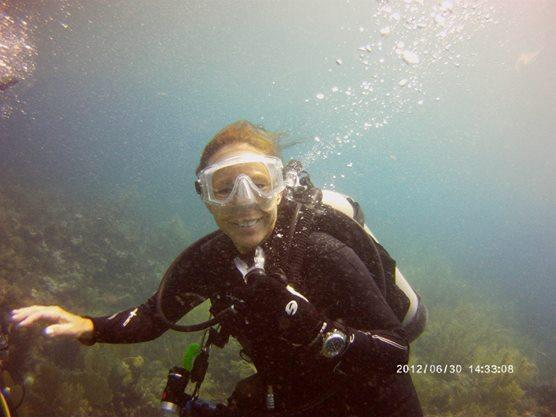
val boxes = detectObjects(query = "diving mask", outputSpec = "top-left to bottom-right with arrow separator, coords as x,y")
195,153 -> 285,208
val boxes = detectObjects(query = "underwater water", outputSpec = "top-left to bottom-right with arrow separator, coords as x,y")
0,1 -> 554,416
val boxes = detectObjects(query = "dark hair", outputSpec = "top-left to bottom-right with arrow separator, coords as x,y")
196,120 -> 283,175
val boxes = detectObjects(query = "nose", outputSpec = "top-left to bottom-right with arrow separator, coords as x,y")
233,175 -> 257,206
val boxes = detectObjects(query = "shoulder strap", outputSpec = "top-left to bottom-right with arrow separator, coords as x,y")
282,196 -> 426,340
311,203 -> 387,296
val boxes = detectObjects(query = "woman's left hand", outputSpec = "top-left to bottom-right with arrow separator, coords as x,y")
231,271 -> 324,346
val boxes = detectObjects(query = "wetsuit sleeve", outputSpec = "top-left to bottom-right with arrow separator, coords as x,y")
79,290 -> 204,345
78,240 -> 212,346
304,233 -> 409,375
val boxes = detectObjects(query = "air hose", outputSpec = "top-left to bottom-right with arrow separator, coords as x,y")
155,256 -> 236,332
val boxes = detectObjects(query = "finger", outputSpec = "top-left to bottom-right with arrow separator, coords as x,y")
14,311 -> 50,328
11,305 -> 64,324
13,313 -> 41,328
11,305 -> 49,319
13,307 -> 67,328
44,323 -> 76,338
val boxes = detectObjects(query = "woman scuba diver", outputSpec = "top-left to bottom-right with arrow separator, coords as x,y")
10,120 -> 424,416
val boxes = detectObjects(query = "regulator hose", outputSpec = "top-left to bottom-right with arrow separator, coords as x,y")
155,257 -> 236,333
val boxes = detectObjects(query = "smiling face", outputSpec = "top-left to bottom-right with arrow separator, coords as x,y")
205,143 -> 282,253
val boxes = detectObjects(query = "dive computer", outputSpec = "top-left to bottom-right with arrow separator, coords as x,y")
320,329 -> 347,358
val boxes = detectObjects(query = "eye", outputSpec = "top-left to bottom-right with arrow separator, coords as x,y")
215,186 -> 233,197
252,177 -> 271,189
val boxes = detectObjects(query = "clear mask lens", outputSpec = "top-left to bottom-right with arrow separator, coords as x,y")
198,154 -> 284,207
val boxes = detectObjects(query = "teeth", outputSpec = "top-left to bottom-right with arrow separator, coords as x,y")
234,218 -> 261,228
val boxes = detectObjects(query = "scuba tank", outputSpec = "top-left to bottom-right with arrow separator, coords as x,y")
282,160 -> 427,342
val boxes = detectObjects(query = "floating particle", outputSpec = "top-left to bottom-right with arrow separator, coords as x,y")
380,26 -> 391,36
359,44 -> 373,52
402,50 -> 420,64
346,162 -> 353,167
417,99 -> 424,105
336,58 -> 343,65
331,86 -> 339,92
398,79 -> 408,86
314,136 -> 321,142
316,93 -> 325,100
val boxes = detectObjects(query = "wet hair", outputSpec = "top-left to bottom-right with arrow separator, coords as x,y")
196,120 -> 283,175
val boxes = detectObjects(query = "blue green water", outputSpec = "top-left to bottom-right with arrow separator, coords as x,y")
1,0 -> 555,413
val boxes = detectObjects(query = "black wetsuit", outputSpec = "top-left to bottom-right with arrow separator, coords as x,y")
82,207 -> 423,417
